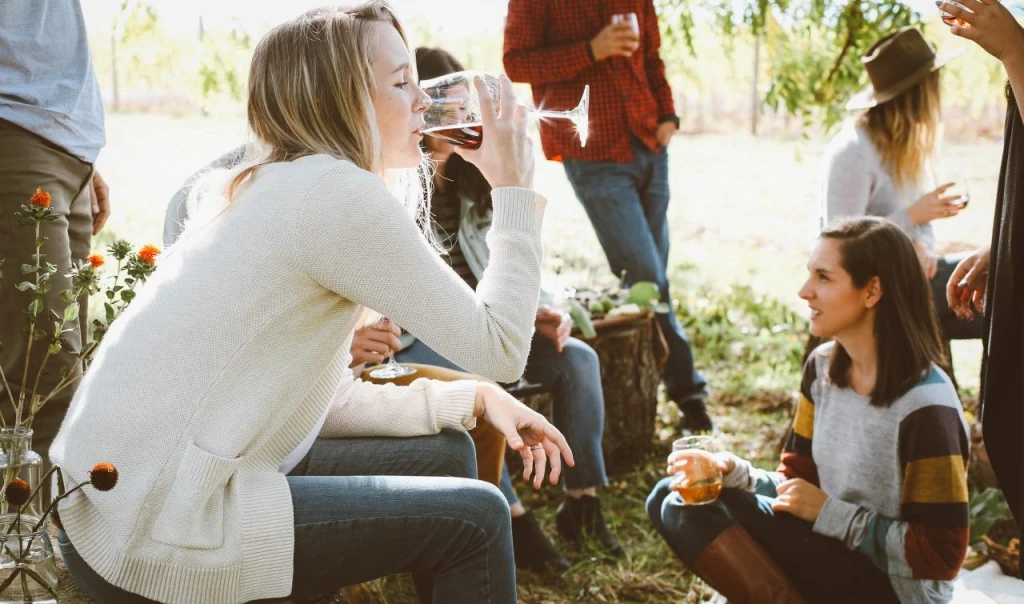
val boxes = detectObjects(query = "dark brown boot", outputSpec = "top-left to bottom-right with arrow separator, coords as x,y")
692,524 -> 808,604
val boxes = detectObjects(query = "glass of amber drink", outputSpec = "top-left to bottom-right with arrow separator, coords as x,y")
670,435 -> 723,505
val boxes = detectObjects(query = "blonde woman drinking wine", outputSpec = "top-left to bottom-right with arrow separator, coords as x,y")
50,3 -> 572,603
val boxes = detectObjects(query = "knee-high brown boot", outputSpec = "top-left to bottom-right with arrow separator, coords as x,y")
692,524 -> 808,604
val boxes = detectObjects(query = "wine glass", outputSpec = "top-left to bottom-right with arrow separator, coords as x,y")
956,170 -> 970,208
669,436 -> 723,506
368,320 -> 417,380
420,71 -> 590,149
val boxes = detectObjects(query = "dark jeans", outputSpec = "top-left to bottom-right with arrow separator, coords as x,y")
397,333 -> 608,505
563,138 -> 707,402
646,478 -> 900,603
58,431 -> 516,603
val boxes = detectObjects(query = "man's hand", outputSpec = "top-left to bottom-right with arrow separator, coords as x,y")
90,170 -> 110,235
349,320 -> 402,368
535,305 -> 571,353
656,121 -> 677,148
771,478 -> 828,523
589,21 -> 639,61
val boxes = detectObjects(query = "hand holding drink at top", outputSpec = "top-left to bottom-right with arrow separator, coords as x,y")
590,12 -> 640,61
667,436 -> 727,505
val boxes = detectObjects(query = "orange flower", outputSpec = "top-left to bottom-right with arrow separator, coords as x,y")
30,187 -> 51,208
137,245 -> 161,266
89,462 -> 118,491
87,254 -> 105,268
3,479 -> 31,507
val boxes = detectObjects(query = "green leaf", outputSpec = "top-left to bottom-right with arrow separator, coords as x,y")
15,281 -> 36,292
104,302 -> 115,324
20,264 -> 35,275
105,289 -> 115,300
27,298 -> 42,317
569,299 -> 597,339
62,302 -> 79,323
120,289 -> 136,304
32,328 -> 46,341
627,281 -> 661,305
969,488 -> 1014,543
47,341 -> 62,355
35,237 -> 46,247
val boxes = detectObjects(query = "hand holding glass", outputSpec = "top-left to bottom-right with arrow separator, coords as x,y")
367,319 -> 417,380
421,71 -> 590,149
669,436 -> 724,505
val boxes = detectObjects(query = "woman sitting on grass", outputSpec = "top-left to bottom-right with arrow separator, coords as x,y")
647,217 -> 969,604
50,3 -> 572,604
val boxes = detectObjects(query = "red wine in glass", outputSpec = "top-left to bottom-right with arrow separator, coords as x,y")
423,124 -> 483,149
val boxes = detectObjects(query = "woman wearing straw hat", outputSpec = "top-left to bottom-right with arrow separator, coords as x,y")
820,26 -> 981,350
939,0 -> 1024,578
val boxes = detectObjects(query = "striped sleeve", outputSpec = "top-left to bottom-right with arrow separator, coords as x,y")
777,355 -> 820,486
813,380 -> 969,582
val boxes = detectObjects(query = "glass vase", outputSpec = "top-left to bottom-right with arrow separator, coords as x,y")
0,514 -> 57,604
0,430 -> 43,517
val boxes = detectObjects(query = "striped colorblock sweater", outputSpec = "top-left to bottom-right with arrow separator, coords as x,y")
726,343 -> 969,604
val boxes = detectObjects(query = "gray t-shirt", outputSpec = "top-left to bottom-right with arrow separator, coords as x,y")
0,0 -> 105,163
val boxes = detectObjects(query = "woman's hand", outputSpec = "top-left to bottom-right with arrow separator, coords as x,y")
771,478 -> 828,523
455,75 -> 535,190
946,246 -> 990,320
939,0 -> 1024,63
908,182 -> 963,224
914,241 -> 939,280
349,320 -> 402,368
666,450 -> 735,477
535,306 -> 572,353
474,383 -> 575,489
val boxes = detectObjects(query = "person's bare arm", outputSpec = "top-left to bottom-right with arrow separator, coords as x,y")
942,0 -> 1024,117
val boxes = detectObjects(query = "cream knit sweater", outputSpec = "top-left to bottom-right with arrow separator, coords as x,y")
49,154 -> 546,604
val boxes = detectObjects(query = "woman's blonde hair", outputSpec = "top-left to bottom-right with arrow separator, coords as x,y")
185,2 -> 435,245
858,70 -> 942,188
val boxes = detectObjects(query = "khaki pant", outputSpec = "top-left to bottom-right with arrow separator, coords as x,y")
0,119 -> 93,479
361,362 -> 507,487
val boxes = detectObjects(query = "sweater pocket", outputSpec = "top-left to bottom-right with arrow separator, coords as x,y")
150,441 -> 243,550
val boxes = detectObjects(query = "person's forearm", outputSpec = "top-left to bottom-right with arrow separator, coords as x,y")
1005,46 -> 1024,119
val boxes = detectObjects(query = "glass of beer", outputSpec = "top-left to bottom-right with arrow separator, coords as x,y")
670,435 -> 724,505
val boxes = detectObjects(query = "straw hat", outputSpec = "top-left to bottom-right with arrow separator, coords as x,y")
846,26 -> 965,111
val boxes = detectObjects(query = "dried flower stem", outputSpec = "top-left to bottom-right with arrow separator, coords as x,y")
15,221 -> 42,429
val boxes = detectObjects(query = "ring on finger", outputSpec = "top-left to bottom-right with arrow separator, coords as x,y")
529,445 -> 543,451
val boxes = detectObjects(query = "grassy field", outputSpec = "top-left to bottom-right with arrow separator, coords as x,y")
86,113 -> 1004,603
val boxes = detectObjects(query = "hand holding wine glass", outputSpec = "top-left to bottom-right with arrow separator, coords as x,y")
938,0 -> 1024,62
367,318 -> 417,380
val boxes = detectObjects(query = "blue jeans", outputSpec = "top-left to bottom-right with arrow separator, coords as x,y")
397,333 -> 608,505
58,431 -> 516,603
646,478 -> 899,603
563,138 -> 707,402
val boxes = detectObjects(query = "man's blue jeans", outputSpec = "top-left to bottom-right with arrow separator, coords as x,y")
58,431 -> 516,603
397,333 -> 608,505
563,138 -> 707,402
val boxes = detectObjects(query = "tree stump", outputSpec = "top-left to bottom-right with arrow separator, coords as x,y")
523,312 -> 667,476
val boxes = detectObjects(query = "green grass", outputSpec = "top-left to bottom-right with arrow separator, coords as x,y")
90,113 -> 1003,603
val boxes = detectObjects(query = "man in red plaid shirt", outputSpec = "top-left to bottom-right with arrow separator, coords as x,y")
504,1 -> 712,433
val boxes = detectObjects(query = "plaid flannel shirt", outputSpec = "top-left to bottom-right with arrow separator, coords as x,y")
503,0 -> 678,163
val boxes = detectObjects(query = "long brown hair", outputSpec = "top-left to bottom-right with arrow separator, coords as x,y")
820,217 -> 946,406
859,70 -> 942,189
415,46 -> 493,215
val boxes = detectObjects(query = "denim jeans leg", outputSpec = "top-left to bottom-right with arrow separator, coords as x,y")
523,334 -> 608,491
395,339 -> 465,372
563,154 -> 707,401
714,489 -> 900,603
646,477 -> 734,565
